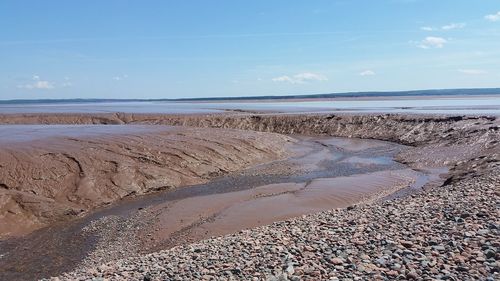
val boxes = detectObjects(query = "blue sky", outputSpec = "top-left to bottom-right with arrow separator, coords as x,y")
0,0 -> 499,100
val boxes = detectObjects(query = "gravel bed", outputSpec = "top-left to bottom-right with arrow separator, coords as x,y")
38,114 -> 500,280
51,168 -> 499,281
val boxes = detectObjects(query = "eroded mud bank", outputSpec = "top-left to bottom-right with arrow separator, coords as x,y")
1,112 -> 496,179
0,113 -> 497,237
1,134 -> 432,281
0,113 -> 497,281
0,125 -> 292,237
1,112 -> 496,146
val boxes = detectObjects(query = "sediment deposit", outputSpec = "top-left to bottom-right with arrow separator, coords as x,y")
58,170 -> 499,281
1,112 -> 497,179
0,125 -> 292,237
41,114 -> 498,281
0,113 -> 498,280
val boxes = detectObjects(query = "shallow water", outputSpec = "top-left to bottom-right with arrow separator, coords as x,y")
0,135 -> 446,280
0,124 -> 168,143
1,95 -> 499,115
157,169 -> 419,244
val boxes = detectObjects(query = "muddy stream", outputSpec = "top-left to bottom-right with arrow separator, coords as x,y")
0,135 -> 447,280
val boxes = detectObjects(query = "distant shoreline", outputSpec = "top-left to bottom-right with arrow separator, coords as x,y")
186,94 -> 500,103
1,87 -> 499,104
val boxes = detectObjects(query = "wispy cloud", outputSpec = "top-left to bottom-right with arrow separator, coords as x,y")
17,75 -> 55,90
418,36 -> 447,49
272,72 -> 328,84
485,11 -> 500,22
112,74 -> 128,81
359,70 -> 376,76
458,69 -> 487,75
61,77 -> 72,87
0,32 -> 354,46
393,0 -> 421,3
441,23 -> 466,30
421,23 -> 466,31
0,29 -> 428,47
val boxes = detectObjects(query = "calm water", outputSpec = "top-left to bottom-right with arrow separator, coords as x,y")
1,96 -> 499,115
0,125 -> 171,143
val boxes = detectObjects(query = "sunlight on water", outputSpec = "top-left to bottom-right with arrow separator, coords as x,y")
1,96 -> 499,115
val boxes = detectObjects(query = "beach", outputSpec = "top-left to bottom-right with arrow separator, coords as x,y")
2,1 -> 500,279
0,111 -> 497,280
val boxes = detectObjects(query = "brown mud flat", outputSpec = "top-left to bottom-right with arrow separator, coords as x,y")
46,113 -> 499,281
0,113 -> 497,281
0,132 -> 445,281
0,125 -> 292,237
81,136 -> 438,261
1,112 -> 496,182
0,112 -> 496,152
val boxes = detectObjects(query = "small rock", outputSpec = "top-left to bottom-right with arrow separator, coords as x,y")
400,241 -> 414,248
331,257 -> 344,265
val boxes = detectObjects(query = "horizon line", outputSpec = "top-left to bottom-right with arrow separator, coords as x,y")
1,87 -> 500,103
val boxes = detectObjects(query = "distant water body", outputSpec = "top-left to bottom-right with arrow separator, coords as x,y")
1,95 -> 500,115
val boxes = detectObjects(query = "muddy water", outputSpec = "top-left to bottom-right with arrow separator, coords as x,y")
0,136 -> 446,280
0,124 -> 168,143
149,169 -> 419,249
